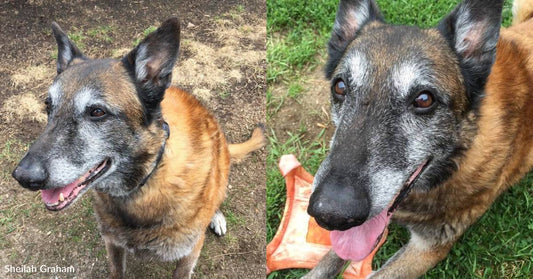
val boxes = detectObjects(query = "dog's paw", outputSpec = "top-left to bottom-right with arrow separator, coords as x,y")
209,209 -> 227,236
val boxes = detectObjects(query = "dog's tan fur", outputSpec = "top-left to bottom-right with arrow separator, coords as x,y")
384,15 -> 533,278
94,86 -> 265,278
513,0 -> 533,25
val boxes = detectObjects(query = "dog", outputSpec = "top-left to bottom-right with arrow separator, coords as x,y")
11,18 -> 265,279
305,0 -> 533,278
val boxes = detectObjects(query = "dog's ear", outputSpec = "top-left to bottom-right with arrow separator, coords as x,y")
326,0 -> 383,79
122,17 -> 180,124
51,22 -> 86,75
438,0 -> 503,106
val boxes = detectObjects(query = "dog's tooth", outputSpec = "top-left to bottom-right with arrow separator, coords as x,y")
59,193 -> 65,202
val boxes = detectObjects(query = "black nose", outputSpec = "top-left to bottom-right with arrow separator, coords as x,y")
12,154 -> 48,190
308,178 -> 370,231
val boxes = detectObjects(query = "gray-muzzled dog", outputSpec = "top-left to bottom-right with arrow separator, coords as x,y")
305,0 -> 533,278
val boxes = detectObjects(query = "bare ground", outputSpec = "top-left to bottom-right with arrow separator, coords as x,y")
0,0 -> 265,278
268,59 -> 334,144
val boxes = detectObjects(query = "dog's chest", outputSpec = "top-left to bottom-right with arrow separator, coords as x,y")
93,195 -> 200,262
105,223 -> 199,262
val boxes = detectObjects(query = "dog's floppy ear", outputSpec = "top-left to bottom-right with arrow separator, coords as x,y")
122,17 -> 180,124
326,0 -> 383,79
51,22 -> 86,75
438,0 -> 503,106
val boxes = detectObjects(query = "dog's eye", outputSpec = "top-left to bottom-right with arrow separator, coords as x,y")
89,107 -> 106,118
413,91 -> 434,109
334,79 -> 346,96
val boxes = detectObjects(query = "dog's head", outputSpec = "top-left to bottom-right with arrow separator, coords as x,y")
12,18 -> 180,210
308,0 -> 503,232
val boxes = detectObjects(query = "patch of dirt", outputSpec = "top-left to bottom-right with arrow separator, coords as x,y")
0,1 -> 265,278
174,17 -> 265,102
2,92 -> 47,124
10,65 -> 53,89
268,61 -> 335,143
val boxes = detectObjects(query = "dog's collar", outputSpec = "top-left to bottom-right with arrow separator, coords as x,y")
138,121 -> 170,188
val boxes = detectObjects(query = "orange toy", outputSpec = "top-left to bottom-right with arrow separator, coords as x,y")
266,154 -> 387,278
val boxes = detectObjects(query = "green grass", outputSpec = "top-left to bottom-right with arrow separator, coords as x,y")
87,25 -> 113,43
267,0 -> 529,278
225,210 -> 246,227
133,26 -> 157,46
267,0 -> 338,83
143,26 -> 158,36
68,30 -> 86,50
226,5 -> 246,20
286,82 -> 304,99
219,89 -> 231,99
266,89 -> 283,121
267,0 -> 514,84
0,139 -> 29,180
49,25 -> 115,58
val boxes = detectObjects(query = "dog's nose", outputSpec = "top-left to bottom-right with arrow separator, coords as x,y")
308,181 -> 369,231
12,155 -> 48,190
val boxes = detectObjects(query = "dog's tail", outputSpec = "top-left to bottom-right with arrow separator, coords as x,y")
513,0 -> 533,25
228,123 -> 266,163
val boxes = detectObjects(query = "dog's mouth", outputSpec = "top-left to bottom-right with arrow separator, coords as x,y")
329,158 -> 431,262
41,158 -> 111,211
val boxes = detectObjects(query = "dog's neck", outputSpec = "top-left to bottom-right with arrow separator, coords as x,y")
138,121 -> 170,188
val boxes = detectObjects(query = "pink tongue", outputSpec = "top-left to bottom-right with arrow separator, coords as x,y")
41,180 -> 77,204
329,161 -> 428,262
330,207 -> 391,262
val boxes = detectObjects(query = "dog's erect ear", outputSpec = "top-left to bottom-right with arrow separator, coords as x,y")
326,0 -> 383,79
438,0 -> 503,106
51,22 -> 86,75
122,17 -> 180,124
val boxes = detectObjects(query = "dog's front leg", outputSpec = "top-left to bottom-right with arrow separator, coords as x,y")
172,234 -> 205,279
369,232 -> 453,279
302,249 -> 347,279
104,238 -> 126,279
